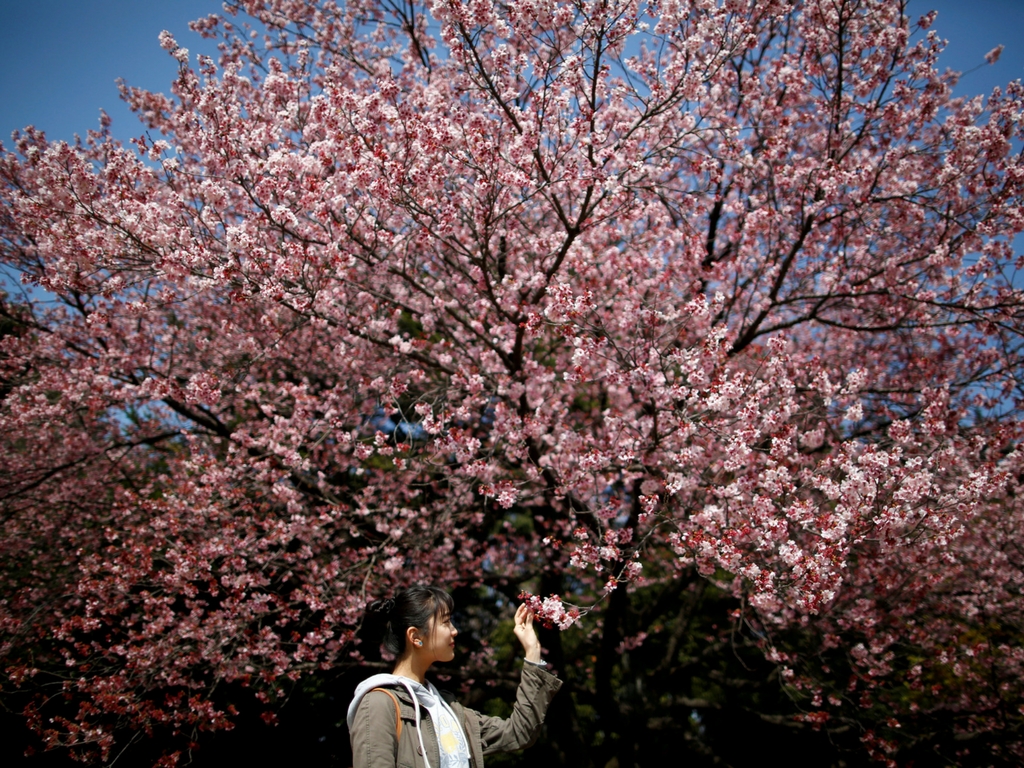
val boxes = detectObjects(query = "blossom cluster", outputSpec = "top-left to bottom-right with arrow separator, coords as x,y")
1,0 -> 1022,763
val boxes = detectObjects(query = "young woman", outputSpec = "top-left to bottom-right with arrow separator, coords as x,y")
347,586 -> 562,768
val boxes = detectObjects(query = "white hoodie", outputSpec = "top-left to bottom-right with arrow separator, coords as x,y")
347,674 -> 470,768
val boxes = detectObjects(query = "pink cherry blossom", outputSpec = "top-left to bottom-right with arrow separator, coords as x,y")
1,0 -> 1022,764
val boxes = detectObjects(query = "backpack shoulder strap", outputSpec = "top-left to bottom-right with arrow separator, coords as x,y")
369,687 -> 403,741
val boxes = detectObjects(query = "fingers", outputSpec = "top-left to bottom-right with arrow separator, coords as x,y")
514,603 -> 536,628
513,604 -> 543,662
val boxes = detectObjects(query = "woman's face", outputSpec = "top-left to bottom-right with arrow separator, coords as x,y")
420,610 -> 458,663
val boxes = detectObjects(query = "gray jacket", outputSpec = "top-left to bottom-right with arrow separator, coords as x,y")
349,665 -> 562,768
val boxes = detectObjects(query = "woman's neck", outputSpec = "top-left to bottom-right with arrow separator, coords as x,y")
392,655 -> 429,685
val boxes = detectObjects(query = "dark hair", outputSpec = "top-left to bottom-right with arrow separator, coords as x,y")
369,585 -> 454,657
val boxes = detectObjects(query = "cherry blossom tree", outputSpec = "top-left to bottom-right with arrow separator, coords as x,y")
2,0 -> 1022,765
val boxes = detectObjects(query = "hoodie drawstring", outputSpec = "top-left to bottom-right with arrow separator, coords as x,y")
394,678 -> 433,768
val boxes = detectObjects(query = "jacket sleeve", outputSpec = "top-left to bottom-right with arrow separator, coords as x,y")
476,663 -> 563,755
351,690 -> 400,768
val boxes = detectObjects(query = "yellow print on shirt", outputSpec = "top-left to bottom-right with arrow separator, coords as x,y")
440,731 -> 459,754
437,708 -> 465,757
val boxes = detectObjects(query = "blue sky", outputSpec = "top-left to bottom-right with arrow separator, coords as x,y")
0,0 -> 1022,144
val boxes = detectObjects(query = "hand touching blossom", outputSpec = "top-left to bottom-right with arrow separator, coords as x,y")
513,604 -> 543,663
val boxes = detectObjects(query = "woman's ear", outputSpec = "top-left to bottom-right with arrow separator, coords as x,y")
405,625 -> 420,649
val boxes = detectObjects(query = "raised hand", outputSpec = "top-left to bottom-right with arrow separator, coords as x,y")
513,603 -> 543,663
